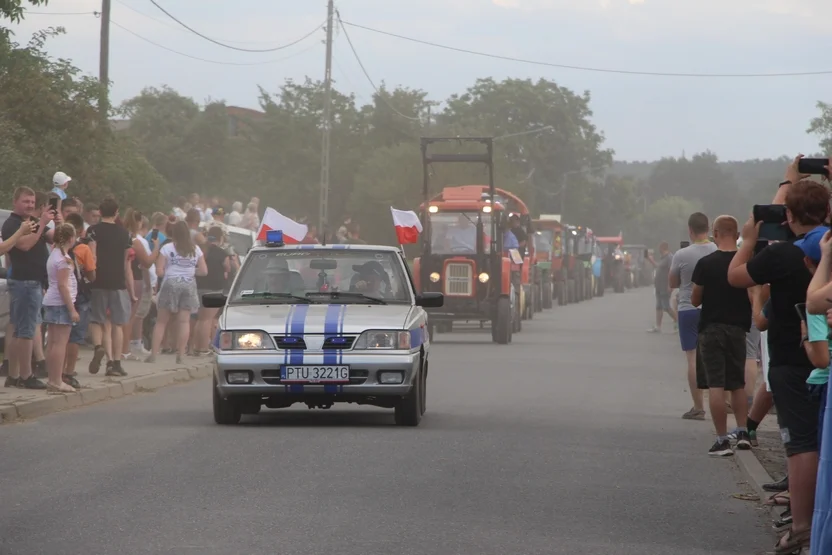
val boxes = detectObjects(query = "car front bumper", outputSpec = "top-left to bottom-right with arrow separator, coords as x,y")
214,351 -> 420,398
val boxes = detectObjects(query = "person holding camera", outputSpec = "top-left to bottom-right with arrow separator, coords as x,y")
727,157 -> 825,554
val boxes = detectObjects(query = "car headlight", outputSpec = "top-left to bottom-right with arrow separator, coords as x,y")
429,272 -> 440,282
354,330 -> 411,350
478,272 -> 489,283
218,330 -> 274,350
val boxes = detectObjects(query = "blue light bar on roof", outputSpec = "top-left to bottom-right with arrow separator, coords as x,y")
266,230 -> 284,244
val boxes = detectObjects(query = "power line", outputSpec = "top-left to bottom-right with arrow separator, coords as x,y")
147,0 -> 325,53
110,20 -> 321,66
335,12 -> 421,122
339,19 -> 832,78
28,11 -> 98,16
113,0 -> 294,46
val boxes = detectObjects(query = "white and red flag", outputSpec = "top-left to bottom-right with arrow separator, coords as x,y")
390,207 -> 423,245
256,208 -> 308,244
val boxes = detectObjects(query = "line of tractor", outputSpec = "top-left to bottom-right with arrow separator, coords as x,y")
411,136 -> 653,344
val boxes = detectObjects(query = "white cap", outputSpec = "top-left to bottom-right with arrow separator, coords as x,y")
53,171 -> 71,187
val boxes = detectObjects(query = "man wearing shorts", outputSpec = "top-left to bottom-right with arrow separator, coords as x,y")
86,197 -> 132,377
691,215 -> 753,455
648,241 -> 676,333
670,212 -> 717,420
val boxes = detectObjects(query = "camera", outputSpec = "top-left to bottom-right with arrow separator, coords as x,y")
753,204 -> 794,241
797,158 -> 830,179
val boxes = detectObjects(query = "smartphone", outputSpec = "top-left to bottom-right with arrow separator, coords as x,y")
680,241 -> 690,249
151,229 -> 159,240
795,303 -> 807,322
48,197 -> 59,213
798,158 -> 830,179
753,204 -> 793,241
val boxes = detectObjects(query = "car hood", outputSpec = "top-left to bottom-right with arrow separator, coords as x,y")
223,304 -> 411,335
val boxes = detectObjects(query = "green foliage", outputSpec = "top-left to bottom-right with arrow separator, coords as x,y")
1,0 -> 47,24
634,196 -> 703,248
0,29 -> 168,210
808,101 -> 832,155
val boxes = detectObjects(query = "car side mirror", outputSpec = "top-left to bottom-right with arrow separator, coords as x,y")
416,292 -> 443,308
202,293 -> 228,308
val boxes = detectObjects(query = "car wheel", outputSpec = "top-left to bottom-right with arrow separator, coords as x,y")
420,360 -> 428,416
395,367 -> 422,426
213,374 -> 241,425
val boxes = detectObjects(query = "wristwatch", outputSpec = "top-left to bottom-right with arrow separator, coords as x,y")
779,180 -> 792,188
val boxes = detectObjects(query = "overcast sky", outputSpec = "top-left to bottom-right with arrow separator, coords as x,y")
11,0 -> 832,161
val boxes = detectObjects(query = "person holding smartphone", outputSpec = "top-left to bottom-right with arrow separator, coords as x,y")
727,157 -> 824,554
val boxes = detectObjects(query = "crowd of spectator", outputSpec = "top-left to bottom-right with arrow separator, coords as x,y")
0,176 -> 254,394
653,156 -> 832,554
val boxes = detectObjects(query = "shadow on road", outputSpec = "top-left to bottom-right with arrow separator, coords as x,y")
240,409 -> 397,428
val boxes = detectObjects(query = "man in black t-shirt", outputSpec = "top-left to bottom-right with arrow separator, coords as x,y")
691,216 -> 752,456
727,170 -> 824,548
86,197 -> 132,377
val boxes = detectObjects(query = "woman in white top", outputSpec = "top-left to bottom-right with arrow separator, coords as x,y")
42,223 -> 80,394
147,220 -> 207,364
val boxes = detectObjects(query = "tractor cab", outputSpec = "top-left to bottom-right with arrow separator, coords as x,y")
532,215 -> 563,309
413,138 -> 518,344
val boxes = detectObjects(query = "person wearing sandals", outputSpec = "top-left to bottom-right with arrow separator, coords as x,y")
193,226 -> 230,356
42,223 -> 80,394
728,158 -> 824,554
147,221 -> 206,365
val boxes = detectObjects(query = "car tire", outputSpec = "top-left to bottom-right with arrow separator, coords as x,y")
213,374 -> 241,425
395,366 -> 422,426
420,360 -> 428,416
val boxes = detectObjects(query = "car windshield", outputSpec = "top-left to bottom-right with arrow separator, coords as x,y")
228,249 -> 412,305
534,230 -> 553,253
429,212 -> 491,255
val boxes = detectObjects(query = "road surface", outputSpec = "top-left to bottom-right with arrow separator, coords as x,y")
0,288 -> 772,555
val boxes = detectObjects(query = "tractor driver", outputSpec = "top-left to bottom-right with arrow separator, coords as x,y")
508,214 -> 528,258
445,214 -> 477,253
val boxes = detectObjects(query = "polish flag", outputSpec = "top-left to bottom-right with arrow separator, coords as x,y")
256,208 -> 308,244
390,207 -> 422,245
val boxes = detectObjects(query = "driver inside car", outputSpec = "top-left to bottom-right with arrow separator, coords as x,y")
350,261 -> 390,297
262,258 -> 306,296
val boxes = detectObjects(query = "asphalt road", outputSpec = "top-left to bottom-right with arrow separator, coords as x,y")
0,288 -> 772,555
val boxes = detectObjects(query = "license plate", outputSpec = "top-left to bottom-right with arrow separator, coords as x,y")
281,365 -> 350,383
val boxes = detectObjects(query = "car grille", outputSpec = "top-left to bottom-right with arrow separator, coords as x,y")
444,262 -> 473,296
322,336 -> 356,349
274,336 -> 306,350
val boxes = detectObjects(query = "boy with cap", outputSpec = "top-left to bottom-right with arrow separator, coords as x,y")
804,226 -> 832,451
52,171 -> 71,200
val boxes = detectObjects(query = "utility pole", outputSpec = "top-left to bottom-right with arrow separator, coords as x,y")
98,0 -> 111,123
318,0 -> 334,240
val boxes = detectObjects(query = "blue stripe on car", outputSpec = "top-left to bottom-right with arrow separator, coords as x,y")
323,304 -> 341,366
289,305 -> 309,366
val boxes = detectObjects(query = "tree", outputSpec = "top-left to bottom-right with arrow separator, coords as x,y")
634,196 -> 703,247
1,0 -> 47,24
808,101 -> 832,155
0,29 -> 168,210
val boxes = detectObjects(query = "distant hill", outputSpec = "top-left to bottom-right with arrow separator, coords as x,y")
611,157 -> 792,191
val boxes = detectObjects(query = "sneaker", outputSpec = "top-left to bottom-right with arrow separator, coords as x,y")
33,359 -> 47,379
736,430 -> 752,450
17,375 -> 47,390
62,374 -> 81,389
749,429 -> 758,447
682,408 -> 706,420
646,326 -> 660,333
89,345 -> 106,375
726,427 -> 739,440
122,352 -> 141,361
105,362 -> 127,377
4,376 -> 18,388
708,439 -> 733,457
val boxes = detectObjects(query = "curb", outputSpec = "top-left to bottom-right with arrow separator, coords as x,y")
735,449 -> 775,500
0,362 -> 213,425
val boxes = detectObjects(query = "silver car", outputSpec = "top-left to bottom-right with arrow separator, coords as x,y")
205,239 -> 443,427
